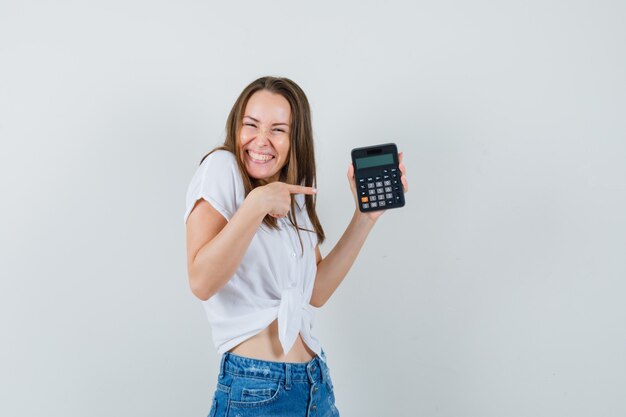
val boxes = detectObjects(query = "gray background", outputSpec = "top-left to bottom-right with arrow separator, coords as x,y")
1,0 -> 625,416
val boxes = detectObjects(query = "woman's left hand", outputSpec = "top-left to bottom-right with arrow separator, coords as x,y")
347,151 -> 409,222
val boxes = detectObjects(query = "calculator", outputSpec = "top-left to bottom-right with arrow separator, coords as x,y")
351,143 -> 405,212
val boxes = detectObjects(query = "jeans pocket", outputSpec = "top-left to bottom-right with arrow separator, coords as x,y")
242,387 -> 275,402
229,377 -> 284,409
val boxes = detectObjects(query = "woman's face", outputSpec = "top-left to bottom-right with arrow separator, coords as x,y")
238,89 -> 291,183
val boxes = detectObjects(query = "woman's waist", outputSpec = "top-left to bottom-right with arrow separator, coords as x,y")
227,319 -> 317,363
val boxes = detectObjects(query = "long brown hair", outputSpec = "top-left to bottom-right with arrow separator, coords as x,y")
199,76 -> 325,252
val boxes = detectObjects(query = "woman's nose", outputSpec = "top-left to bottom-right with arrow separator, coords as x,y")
254,126 -> 271,143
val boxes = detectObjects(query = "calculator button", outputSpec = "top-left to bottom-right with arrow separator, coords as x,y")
392,173 -> 398,179
383,180 -> 391,186
387,199 -> 394,205
375,176 -> 381,181
362,203 -> 369,209
394,186 -> 400,191
360,191 -> 367,196
393,179 -> 399,185
391,168 -> 397,173
376,188 -> 384,194
368,189 -> 376,195
360,184 -> 366,190
379,200 -> 386,207
370,202 -> 378,208
370,195 -> 377,201
358,178 -> 365,183
385,186 -> 392,192
383,169 -> 389,174
361,196 -> 369,203
367,183 -> 375,189
375,181 -> 383,187
386,193 -> 393,199
367,177 -> 373,182
395,195 -> 402,202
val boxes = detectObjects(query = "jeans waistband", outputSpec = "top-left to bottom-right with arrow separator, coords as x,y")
219,350 -> 328,385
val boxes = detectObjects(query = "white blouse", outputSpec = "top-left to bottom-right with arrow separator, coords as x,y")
183,149 -> 322,358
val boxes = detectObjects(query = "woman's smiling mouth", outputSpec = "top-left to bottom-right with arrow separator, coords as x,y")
246,150 -> 275,163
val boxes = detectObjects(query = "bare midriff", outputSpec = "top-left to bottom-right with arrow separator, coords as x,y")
228,318 -> 317,363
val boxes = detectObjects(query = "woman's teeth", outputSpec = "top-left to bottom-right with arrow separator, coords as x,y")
247,151 -> 274,162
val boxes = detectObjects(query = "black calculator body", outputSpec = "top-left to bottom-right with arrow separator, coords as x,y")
351,143 -> 405,212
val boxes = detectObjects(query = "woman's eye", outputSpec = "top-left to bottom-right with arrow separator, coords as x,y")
273,129 -> 285,133
244,123 -> 256,127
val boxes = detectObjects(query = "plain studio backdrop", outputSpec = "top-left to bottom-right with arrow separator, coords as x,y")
1,0 -> 625,416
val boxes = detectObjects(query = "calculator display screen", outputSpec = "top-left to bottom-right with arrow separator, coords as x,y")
355,154 -> 394,170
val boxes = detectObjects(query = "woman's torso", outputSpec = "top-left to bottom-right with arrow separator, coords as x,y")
185,150 -> 322,359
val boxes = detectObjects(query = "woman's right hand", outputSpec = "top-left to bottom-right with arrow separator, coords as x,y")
249,182 -> 317,218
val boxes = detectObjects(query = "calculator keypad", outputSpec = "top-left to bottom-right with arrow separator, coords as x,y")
357,167 -> 404,211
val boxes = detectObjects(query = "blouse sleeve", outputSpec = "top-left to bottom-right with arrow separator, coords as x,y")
183,150 -> 243,224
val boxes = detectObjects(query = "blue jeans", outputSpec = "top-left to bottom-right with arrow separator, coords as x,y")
207,349 -> 340,417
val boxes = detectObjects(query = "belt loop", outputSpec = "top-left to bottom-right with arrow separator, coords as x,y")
284,363 -> 292,390
219,352 -> 227,379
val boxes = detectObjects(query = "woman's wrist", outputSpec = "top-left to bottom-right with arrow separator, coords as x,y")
243,188 -> 270,219
353,209 -> 378,226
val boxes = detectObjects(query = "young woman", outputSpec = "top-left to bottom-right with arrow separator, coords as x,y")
184,76 -> 408,417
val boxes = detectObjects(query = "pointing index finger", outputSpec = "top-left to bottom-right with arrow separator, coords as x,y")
287,184 -> 318,195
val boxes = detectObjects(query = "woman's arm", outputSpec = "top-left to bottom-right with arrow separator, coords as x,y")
309,152 -> 408,307
310,212 -> 377,307
186,196 -> 267,301
186,183 -> 317,301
